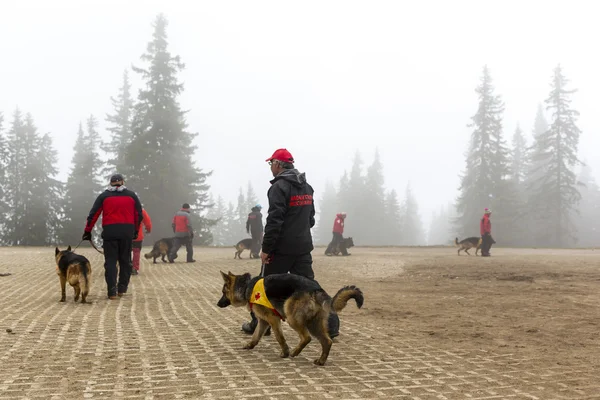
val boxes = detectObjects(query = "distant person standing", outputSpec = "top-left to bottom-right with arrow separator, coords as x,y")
131,208 -> 152,275
169,203 -> 196,263
246,204 -> 263,258
325,212 -> 349,256
480,208 -> 494,257
83,173 -> 142,299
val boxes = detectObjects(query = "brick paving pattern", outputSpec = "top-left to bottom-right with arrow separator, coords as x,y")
0,247 -> 597,399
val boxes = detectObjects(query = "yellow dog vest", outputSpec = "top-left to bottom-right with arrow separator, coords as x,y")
249,278 -> 284,320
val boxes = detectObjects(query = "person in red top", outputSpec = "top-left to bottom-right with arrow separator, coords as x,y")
480,208 -> 494,257
131,208 -> 152,275
325,212 -> 349,256
83,174 -> 143,299
169,203 -> 195,263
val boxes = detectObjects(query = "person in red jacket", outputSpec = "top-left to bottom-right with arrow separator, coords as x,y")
480,208 -> 494,257
325,212 -> 349,256
83,174 -> 142,299
169,203 -> 195,263
131,208 -> 152,275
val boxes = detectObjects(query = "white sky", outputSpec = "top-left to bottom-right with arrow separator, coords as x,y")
2,0 -> 598,235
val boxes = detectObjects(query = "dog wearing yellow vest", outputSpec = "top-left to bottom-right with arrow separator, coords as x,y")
217,271 -> 363,366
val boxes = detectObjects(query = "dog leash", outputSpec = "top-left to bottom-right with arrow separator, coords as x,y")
72,239 -> 84,252
88,239 -> 104,254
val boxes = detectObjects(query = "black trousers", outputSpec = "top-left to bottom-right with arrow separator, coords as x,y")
248,253 -> 340,335
103,238 -> 133,296
250,232 -> 262,256
170,236 -> 194,262
325,232 -> 347,255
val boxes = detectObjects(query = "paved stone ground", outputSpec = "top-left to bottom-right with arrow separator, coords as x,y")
0,247 -> 598,399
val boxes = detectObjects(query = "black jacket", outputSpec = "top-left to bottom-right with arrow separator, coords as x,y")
246,207 -> 263,236
261,169 -> 315,256
85,186 -> 143,240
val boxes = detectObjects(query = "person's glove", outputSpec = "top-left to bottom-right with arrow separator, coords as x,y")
190,232 -> 194,239
82,232 -> 92,241
133,232 -> 138,240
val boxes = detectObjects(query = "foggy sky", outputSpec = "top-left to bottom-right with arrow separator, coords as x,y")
2,0 -> 598,234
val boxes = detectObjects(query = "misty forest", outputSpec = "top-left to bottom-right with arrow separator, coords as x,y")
0,14 -> 597,249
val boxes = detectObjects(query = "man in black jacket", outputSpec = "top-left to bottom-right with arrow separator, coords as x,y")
246,204 -> 263,258
241,149 -> 340,338
83,174 -> 143,299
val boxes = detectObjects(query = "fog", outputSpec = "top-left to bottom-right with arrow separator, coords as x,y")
2,0 -> 599,244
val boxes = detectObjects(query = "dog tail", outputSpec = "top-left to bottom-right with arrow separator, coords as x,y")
80,261 -> 91,292
455,237 -> 459,246
145,241 -> 160,259
331,285 -> 363,313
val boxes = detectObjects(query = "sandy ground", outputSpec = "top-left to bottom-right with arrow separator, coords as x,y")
0,245 -> 599,399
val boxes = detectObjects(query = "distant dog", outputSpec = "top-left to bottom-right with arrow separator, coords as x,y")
455,237 -> 482,256
145,238 -> 176,263
55,246 -> 92,303
217,271 -> 363,365
331,237 -> 354,256
234,238 -> 256,259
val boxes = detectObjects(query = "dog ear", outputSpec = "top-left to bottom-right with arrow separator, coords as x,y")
67,245 -> 72,252
228,271 -> 235,277
55,247 -> 60,256
220,271 -> 229,282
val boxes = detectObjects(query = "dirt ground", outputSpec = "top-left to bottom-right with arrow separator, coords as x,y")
0,246 -> 599,399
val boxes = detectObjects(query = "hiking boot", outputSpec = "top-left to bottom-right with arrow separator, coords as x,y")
108,295 -> 118,300
186,260 -> 196,263
131,269 -> 139,275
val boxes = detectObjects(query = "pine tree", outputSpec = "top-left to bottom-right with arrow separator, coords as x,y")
103,70 -> 133,178
206,195 -> 227,246
363,149 -> 387,245
400,183 -> 425,245
245,181 -> 259,213
0,113 -> 7,229
123,14 -> 216,240
4,111 -> 61,245
61,119 -> 104,246
383,189 -> 402,245
315,180 -> 338,245
528,65 -> 582,247
574,164 -> 600,247
342,152 -> 366,243
429,204 -> 454,245
235,188 -> 247,237
455,66 -> 513,240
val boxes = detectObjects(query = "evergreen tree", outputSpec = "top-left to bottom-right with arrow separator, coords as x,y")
383,189 -> 402,245
315,180 -> 338,245
400,183 -> 425,245
103,70 -> 133,178
4,111 -> 61,245
429,204 -> 454,245
363,149 -> 387,245
235,188 -> 247,237
123,14 -> 215,240
511,124 -> 528,184
0,113 -> 7,228
245,181 -> 259,213
206,195 -> 227,246
61,119 -> 104,246
528,65 -> 582,247
342,152 -> 366,243
574,164 -> 600,247
455,66 -> 514,240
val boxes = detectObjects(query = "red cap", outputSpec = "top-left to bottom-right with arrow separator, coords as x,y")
266,148 -> 294,163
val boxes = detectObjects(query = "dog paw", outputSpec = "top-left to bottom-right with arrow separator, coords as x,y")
59,298 -> 66,302
243,342 -> 255,350
290,350 -> 300,358
313,358 -> 326,366
280,351 -> 290,358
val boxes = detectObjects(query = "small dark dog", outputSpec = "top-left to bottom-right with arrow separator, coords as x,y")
332,237 -> 354,256
55,246 -> 92,303
217,271 -> 363,365
234,238 -> 257,259
455,237 -> 482,256
145,238 -> 176,263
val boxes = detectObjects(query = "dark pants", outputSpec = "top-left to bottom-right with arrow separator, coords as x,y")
325,232 -> 347,255
250,232 -> 262,257
247,253 -> 340,336
170,236 -> 194,262
481,233 -> 494,255
103,238 -> 133,296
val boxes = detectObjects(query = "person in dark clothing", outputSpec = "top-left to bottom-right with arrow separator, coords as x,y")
169,203 -> 195,263
480,208 -> 494,257
246,204 -> 263,258
83,174 -> 143,299
325,212 -> 349,256
241,148 -> 341,338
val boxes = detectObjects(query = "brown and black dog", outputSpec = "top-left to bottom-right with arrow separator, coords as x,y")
234,238 -> 256,259
145,238 -> 176,263
455,237 -> 482,256
55,246 -> 92,303
217,271 -> 363,365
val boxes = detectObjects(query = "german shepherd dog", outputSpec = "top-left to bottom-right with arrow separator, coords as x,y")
234,238 -> 256,259
55,246 -> 92,303
331,237 -> 354,256
145,238 -> 176,263
455,237 -> 482,256
217,271 -> 363,365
